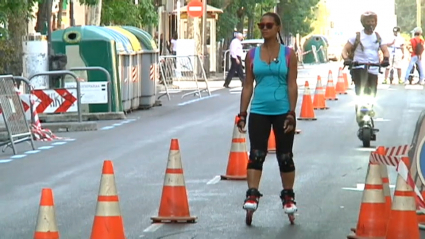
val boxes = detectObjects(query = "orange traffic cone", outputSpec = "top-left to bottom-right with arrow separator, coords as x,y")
336,68 -> 348,95
221,117 -> 249,180
90,160 -> 126,239
34,188 -> 60,239
347,162 -> 386,239
268,129 -> 276,153
386,157 -> 420,239
374,147 -> 392,217
343,72 -> 350,90
325,70 -> 338,101
151,139 -> 197,223
297,81 -> 317,120
312,75 -> 329,110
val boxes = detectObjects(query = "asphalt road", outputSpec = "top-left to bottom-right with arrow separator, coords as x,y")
1,63 -> 425,239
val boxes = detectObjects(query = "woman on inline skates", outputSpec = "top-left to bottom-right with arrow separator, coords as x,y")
236,12 -> 298,225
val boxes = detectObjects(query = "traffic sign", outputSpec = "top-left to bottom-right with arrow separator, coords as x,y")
187,0 -> 204,18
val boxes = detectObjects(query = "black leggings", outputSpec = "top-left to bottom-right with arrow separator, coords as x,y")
248,113 -> 295,155
350,69 -> 378,97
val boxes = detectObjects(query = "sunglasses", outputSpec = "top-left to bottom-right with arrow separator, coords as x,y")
257,22 -> 274,30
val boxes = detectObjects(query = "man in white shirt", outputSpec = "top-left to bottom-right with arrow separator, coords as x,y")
383,26 -> 405,84
224,32 -> 245,88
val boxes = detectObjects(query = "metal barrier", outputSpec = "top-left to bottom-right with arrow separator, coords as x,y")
69,67 -> 112,112
222,49 -> 250,79
28,71 -> 82,122
158,55 -> 211,101
0,75 -> 35,154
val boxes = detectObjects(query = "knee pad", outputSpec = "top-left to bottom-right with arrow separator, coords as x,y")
247,150 -> 266,170
277,153 -> 295,173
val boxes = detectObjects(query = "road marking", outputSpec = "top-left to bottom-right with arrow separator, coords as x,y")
51,142 -> 67,146
38,146 -> 54,150
405,85 -> 423,90
342,183 -> 395,191
374,118 -> 391,122
0,159 -> 12,163
178,94 -> 219,106
25,150 -> 41,154
113,123 -> 123,126
206,175 -> 221,185
101,126 -> 115,130
10,154 -> 26,159
355,148 -> 376,152
143,223 -> 163,232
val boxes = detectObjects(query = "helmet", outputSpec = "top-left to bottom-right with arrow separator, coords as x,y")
360,11 -> 378,30
413,27 -> 423,34
393,26 -> 401,32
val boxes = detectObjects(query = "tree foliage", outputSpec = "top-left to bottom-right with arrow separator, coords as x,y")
395,0 -> 425,35
101,0 -> 157,26
211,0 -> 320,44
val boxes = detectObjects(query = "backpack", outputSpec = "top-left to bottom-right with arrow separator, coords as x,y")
414,38 -> 424,56
248,45 -> 291,72
348,31 -> 382,60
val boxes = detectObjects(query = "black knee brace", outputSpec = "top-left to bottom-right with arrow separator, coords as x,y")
247,150 -> 266,170
277,153 -> 295,173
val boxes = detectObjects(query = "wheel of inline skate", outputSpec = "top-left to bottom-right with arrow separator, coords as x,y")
288,213 -> 295,225
245,210 -> 253,226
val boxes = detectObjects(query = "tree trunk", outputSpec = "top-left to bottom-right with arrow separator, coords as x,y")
57,0 -> 65,29
35,0 -> 53,34
86,0 -> 102,26
7,7 -> 27,75
247,15 -> 254,39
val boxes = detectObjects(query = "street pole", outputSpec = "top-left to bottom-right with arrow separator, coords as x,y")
201,0 -> 208,76
417,0 -> 422,28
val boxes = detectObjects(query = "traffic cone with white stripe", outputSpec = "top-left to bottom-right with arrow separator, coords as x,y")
33,188 -> 60,239
268,129 -> 276,153
312,76 -> 329,110
297,81 -> 317,120
375,146 -> 392,217
347,162 -> 386,239
90,160 -> 126,239
151,139 -> 197,223
386,157 -> 420,239
325,70 -> 338,101
336,67 -> 348,95
221,116 -> 249,180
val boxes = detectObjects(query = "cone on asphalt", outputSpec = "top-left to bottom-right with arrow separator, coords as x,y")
297,81 -> 317,120
34,188 -> 60,239
374,146 -> 392,217
386,157 -> 420,239
221,117 -> 249,180
151,139 -> 197,223
347,162 -> 386,239
312,75 -> 329,110
325,70 -> 338,101
336,68 -> 348,95
268,129 -> 276,153
343,72 -> 350,89
90,160 -> 126,239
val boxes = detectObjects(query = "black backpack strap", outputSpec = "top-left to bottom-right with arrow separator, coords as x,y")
353,32 -> 363,52
375,31 -> 382,49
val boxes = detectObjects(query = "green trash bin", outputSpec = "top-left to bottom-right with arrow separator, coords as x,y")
122,26 -> 159,109
302,35 -> 329,64
51,26 -> 137,113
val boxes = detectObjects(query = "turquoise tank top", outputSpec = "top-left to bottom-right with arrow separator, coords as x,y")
250,45 -> 290,115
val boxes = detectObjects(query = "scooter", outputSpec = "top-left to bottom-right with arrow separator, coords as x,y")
344,62 -> 382,147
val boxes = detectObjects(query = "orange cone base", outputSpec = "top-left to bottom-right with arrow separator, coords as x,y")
91,216 -> 126,239
347,233 -> 385,239
417,211 -> 425,223
314,106 -> 329,110
151,215 -> 197,223
220,174 -> 246,180
34,231 -> 60,239
297,117 -> 317,120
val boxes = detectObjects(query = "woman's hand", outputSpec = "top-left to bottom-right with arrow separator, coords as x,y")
237,113 -> 247,133
284,114 -> 296,134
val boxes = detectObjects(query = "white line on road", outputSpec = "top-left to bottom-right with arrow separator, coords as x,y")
178,94 -> 219,106
143,223 -> 163,232
206,175 -> 221,185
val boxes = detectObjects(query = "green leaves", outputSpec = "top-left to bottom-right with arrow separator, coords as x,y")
101,0 -> 157,26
